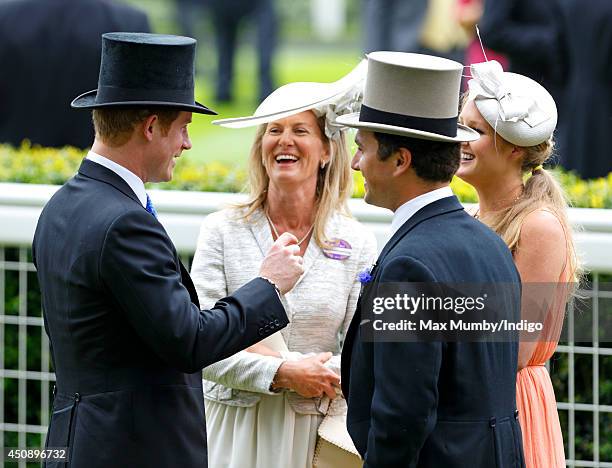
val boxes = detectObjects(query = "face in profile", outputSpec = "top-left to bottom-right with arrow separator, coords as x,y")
261,110 -> 329,190
147,111 -> 193,183
457,100 -> 517,186
351,129 -> 396,209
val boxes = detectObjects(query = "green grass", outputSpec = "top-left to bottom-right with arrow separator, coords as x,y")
187,46 -> 362,167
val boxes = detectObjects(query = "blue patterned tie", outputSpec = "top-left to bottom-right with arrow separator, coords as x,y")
145,194 -> 157,218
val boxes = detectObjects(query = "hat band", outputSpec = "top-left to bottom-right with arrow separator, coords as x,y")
359,105 -> 457,137
96,86 -> 195,105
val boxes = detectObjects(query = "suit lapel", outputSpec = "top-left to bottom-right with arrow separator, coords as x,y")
79,159 -> 200,308
248,208 -> 322,290
341,196 -> 464,398
78,158 -> 143,208
180,261 -> 200,308
249,209 -> 274,258
374,196 -> 464,276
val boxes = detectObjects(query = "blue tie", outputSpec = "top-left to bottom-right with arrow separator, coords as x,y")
145,194 -> 157,218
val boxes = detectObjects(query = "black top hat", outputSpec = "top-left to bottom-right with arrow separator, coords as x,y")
71,33 -> 216,115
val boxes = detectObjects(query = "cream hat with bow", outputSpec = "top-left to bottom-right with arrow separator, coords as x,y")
468,60 -> 557,147
212,60 -> 367,139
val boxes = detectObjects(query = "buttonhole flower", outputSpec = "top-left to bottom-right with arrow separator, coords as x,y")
358,264 -> 376,284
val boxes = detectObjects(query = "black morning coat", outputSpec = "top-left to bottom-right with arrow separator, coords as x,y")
32,159 -> 289,467
341,196 -> 526,467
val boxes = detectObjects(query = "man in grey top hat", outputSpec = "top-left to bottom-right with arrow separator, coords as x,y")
338,53 -> 525,467
32,33 -> 303,467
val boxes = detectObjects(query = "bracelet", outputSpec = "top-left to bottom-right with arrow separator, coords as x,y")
269,360 -> 287,393
259,276 -> 281,295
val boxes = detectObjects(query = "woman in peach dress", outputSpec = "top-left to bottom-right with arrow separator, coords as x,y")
457,60 -> 580,467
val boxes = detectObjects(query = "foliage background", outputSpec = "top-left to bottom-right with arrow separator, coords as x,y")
2,143 -> 612,208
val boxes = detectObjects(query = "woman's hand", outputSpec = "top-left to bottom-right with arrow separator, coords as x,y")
271,352 -> 340,399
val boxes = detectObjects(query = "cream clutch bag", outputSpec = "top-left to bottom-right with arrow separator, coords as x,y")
259,331 -> 289,354
261,331 -> 361,467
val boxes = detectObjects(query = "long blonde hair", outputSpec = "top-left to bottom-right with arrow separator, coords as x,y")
478,137 -> 580,284
235,113 -> 353,248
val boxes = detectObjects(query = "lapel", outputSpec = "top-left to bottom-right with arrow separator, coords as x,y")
78,158 -> 144,209
341,196 -> 464,397
79,159 -> 200,307
248,208 -> 322,292
180,261 -> 200,308
373,196 -> 464,278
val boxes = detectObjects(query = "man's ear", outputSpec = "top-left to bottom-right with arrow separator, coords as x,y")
142,114 -> 158,142
393,147 -> 412,176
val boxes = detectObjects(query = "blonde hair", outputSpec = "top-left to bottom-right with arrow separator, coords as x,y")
235,113 -> 353,248
478,136 -> 581,284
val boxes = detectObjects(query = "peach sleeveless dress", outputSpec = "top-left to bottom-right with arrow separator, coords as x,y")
515,271 -> 569,467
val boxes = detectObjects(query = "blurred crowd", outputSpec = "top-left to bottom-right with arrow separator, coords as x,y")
361,0 -> 611,179
0,0 -> 609,179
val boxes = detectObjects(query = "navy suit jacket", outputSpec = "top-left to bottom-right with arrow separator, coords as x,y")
32,159 -> 288,467
341,196 -> 525,467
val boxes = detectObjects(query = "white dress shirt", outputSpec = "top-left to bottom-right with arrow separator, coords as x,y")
389,186 -> 454,237
86,151 -> 147,208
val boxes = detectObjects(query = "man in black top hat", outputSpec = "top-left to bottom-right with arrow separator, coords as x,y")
32,33 -> 303,468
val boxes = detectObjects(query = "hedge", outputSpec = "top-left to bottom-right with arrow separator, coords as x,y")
2,143 -> 612,461
2,142 -> 612,208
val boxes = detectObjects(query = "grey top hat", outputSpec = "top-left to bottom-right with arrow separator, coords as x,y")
336,52 -> 478,142
71,33 -> 216,115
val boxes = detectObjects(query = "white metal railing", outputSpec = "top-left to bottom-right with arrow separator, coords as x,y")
1,182 -> 611,466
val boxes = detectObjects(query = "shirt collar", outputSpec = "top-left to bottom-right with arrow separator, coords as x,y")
86,151 -> 147,207
390,186 -> 454,236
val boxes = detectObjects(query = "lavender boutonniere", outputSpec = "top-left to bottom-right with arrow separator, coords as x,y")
358,264 -> 376,284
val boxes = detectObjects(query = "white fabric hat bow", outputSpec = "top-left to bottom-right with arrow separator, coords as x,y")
313,81 -> 364,139
469,61 -> 549,128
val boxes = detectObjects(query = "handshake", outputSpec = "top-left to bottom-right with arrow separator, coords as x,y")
258,232 -> 306,294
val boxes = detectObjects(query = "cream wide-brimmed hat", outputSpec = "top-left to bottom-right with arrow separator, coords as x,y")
335,52 -> 479,142
468,60 -> 557,147
212,60 -> 367,137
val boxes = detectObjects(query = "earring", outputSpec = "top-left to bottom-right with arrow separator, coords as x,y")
320,161 -> 327,169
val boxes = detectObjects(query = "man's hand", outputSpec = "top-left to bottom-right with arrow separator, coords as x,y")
271,352 -> 340,399
259,232 -> 304,294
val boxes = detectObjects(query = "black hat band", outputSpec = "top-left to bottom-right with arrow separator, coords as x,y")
359,105 -> 458,137
96,86 -> 195,105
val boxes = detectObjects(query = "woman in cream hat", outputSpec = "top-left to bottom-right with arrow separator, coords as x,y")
457,60 -> 580,468
190,62 -> 376,468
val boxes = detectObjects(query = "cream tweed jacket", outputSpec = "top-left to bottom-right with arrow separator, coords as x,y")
190,207 -> 377,414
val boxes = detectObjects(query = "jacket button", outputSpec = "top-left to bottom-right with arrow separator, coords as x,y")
258,327 -> 264,335
274,319 -> 280,326
489,417 -> 496,428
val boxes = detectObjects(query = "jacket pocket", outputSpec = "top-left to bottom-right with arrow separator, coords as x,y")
490,416 -> 519,468
44,393 -> 80,468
